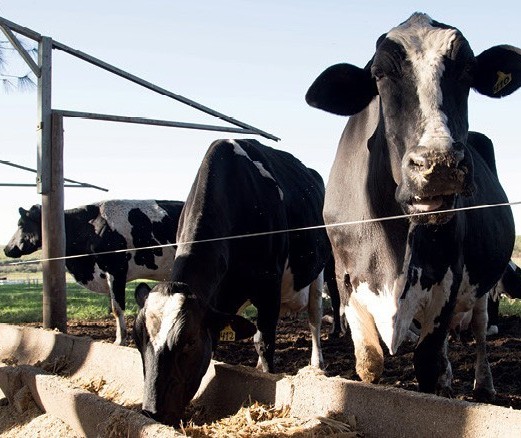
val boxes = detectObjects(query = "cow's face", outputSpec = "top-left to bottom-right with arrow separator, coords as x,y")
4,205 -> 42,258
306,12 -> 520,224
132,281 -> 256,426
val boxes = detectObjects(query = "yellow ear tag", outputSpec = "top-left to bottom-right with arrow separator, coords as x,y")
219,325 -> 236,342
493,71 -> 512,94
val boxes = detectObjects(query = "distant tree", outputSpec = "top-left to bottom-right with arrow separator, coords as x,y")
0,37 -> 37,93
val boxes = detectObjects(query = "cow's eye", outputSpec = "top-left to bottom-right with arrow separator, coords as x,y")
182,340 -> 196,353
372,67 -> 385,81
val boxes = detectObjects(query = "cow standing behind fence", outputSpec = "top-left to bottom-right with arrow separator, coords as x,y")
306,12 -> 519,400
4,200 -> 184,344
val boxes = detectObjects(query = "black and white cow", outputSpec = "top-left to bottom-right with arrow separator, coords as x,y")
133,139 -> 330,425
4,200 -> 183,344
488,261 -> 521,334
306,13 -> 519,400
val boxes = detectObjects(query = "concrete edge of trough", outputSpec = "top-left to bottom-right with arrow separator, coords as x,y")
0,363 -> 182,437
1,324 -> 521,438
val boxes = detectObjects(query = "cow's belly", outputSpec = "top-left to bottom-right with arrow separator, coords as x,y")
79,264 -> 111,294
77,248 -> 176,293
280,261 -> 310,316
449,267 -> 479,332
125,261 -> 174,283
125,248 -> 177,282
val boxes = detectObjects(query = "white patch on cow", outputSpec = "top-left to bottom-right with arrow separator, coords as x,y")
387,13 -> 457,146
229,140 -> 284,200
98,200 -> 167,241
280,260 -> 309,315
413,268 -> 454,345
145,292 -> 186,352
80,263 -> 113,294
94,200 -> 177,283
279,259 -> 324,368
449,267 -> 479,333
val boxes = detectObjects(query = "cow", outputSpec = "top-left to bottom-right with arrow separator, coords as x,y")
305,12 -> 519,400
132,138 -> 331,425
488,260 -> 521,334
4,200 -> 184,345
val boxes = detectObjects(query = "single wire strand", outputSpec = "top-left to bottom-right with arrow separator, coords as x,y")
6,200 -> 520,266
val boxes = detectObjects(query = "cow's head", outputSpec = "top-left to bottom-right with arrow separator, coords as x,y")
132,281 -> 256,426
4,205 -> 43,258
306,12 -> 520,224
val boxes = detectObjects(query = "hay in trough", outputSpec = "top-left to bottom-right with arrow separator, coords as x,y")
33,355 -> 70,375
182,401 -> 363,437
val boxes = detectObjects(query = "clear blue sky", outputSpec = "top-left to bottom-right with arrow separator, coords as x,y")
1,1 -> 520,245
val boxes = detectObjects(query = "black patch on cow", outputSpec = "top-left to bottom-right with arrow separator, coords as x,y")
128,208 -> 162,270
155,201 -> 184,245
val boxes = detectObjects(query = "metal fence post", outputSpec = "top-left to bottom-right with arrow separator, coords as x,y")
37,36 -> 67,331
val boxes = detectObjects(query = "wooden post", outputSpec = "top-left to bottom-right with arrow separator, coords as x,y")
37,36 -> 67,332
41,113 -> 67,332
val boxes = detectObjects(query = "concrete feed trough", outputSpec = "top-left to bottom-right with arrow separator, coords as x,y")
0,324 -> 520,437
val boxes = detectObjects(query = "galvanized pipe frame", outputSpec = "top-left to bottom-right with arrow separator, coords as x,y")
0,15 -> 279,332
0,16 -> 280,142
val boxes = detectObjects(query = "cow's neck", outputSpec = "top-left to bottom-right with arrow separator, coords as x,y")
325,97 -> 408,291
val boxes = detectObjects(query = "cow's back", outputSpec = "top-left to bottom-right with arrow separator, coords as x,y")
174,139 -> 329,306
460,135 -> 515,296
65,200 -> 183,292
236,140 -> 330,290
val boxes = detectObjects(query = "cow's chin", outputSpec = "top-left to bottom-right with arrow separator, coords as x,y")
402,194 -> 456,225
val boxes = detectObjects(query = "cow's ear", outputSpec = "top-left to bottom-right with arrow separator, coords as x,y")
206,308 -> 257,342
306,63 -> 377,116
134,282 -> 152,309
27,205 -> 42,219
473,45 -> 521,98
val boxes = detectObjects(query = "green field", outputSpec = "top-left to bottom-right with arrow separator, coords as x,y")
0,279 -> 144,323
1,240 -> 520,324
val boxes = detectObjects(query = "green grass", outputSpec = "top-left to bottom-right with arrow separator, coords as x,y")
499,297 -> 521,318
0,280 -> 145,324
1,241 -> 520,324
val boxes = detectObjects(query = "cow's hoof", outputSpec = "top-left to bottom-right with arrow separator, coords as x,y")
435,385 -> 454,398
473,386 -> 496,403
486,325 -> 499,336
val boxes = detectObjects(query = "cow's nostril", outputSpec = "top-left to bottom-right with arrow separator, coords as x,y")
408,153 -> 428,170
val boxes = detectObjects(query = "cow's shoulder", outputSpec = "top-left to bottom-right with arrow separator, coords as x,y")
467,131 -> 497,176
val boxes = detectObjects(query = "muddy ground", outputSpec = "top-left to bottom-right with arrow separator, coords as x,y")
53,310 -> 521,411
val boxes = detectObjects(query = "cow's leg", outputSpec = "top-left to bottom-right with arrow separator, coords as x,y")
254,284 -> 280,373
414,328 -> 452,395
308,271 -> 324,369
487,289 -> 499,336
471,293 -> 496,402
325,258 -> 343,339
107,275 -> 128,346
345,300 -> 384,383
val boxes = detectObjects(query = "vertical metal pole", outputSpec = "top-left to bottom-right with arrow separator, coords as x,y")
37,37 -> 67,332
37,36 -> 52,194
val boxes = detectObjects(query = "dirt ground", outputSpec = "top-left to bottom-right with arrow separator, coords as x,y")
58,310 -> 521,410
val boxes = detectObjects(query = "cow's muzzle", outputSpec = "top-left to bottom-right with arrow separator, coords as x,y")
141,409 -> 181,427
397,142 -> 474,224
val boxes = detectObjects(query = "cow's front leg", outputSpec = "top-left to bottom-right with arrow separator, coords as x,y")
254,292 -> 280,373
414,328 -> 451,395
108,275 -> 128,346
345,300 -> 384,383
471,293 -> 495,402
308,271 -> 324,369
